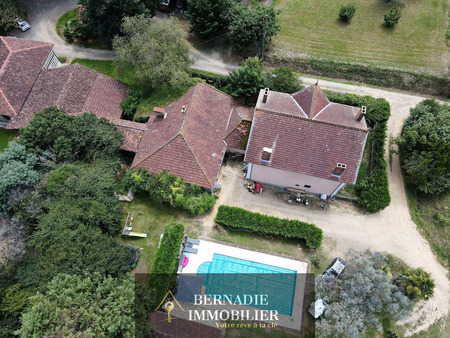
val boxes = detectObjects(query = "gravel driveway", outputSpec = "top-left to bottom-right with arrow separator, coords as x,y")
208,80 -> 449,336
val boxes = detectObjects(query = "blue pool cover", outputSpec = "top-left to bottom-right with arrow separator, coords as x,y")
197,254 -> 297,316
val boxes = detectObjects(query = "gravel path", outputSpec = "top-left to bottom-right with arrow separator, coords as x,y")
210,79 -> 449,336
12,1 -> 449,334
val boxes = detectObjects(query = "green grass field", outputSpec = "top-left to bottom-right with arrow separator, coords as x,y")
119,194 -> 203,274
273,0 -> 449,72
0,129 -> 15,151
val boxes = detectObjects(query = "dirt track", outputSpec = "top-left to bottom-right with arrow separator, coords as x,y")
207,79 -> 449,336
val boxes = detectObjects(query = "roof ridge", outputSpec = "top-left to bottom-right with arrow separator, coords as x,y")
0,87 -> 16,115
10,42 -> 53,54
179,133 -> 213,188
260,108 -> 367,132
0,37 -> 11,52
224,107 -> 237,139
289,94 -> 309,119
312,102 -> 331,120
55,65 -> 78,108
200,82 -> 233,99
179,84 -> 198,133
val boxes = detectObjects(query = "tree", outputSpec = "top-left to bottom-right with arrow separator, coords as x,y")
63,18 -> 88,41
186,0 -> 232,39
384,8 -> 401,28
114,15 -> 192,89
339,4 -> 356,22
18,273 -> 135,337
19,108 -> 123,163
0,217 -> 30,263
316,251 -> 413,337
227,3 -> 280,53
0,142 -> 41,215
78,0 -> 158,39
0,284 -> 33,317
265,67 -> 303,93
395,100 -> 449,195
18,225 -> 129,288
227,57 -> 267,105
394,268 -> 435,300
0,0 -> 27,34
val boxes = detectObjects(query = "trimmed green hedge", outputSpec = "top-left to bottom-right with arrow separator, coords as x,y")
123,168 -> 216,215
188,69 -> 228,88
324,90 -> 391,212
149,222 -> 184,300
268,56 -> 450,99
214,205 -> 323,249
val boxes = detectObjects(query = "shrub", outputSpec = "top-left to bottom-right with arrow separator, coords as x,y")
384,8 -> 401,28
188,69 -> 228,88
149,222 -> 185,300
63,18 -> 88,41
0,0 -> 27,34
214,205 -> 323,249
324,91 -> 391,212
124,168 -> 216,215
339,4 -> 355,22
265,66 -> 303,93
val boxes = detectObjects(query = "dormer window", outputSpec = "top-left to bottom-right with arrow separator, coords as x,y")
153,107 -> 167,118
261,147 -> 272,162
331,163 -> 346,177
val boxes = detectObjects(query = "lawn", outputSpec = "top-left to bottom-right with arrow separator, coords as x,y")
0,129 -> 15,151
405,186 -> 450,269
71,59 -> 118,79
119,194 -> 203,274
273,0 -> 449,73
56,9 -> 112,50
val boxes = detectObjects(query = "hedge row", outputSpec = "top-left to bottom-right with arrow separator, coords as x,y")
149,222 -> 184,301
188,69 -> 229,88
267,56 -> 450,99
123,168 -> 216,215
214,205 -> 323,249
324,90 -> 391,212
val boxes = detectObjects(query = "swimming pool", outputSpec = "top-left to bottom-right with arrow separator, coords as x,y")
197,254 -> 297,316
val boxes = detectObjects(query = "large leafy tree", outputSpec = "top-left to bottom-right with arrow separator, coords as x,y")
186,0 -> 232,39
227,3 -> 280,53
19,108 -> 123,163
227,57 -> 267,105
18,273 -> 135,337
0,0 -> 27,34
114,15 -> 192,89
78,0 -> 158,39
395,100 -> 450,195
316,251 -> 413,337
266,66 -> 303,93
0,142 -> 41,215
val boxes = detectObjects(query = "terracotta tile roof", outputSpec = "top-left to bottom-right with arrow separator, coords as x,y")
132,83 -> 235,189
110,118 -> 147,153
256,90 -> 306,118
245,85 -> 368,185
7,64 -> 129,129
291,84 -> 329,119
0,37 -> 53,117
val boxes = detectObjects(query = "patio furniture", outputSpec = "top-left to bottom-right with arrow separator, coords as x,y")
186,237 -> 200,245
184,247 -> 198,254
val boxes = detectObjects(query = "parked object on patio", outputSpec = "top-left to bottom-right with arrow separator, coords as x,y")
255,183 -> 263,193
186,237 -> 200,246
323,257 -> 346,278
184,247 -> 198,254
308,298 -> 327,318
182,256 -> 189,267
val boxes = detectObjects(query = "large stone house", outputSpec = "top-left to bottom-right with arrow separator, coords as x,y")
244,85 -> 368,198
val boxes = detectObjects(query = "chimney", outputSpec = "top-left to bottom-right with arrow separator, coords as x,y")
262,88 -> 269,103
356,106 -> 366,121
153,107 -> 167,118
332,163 -> 346,176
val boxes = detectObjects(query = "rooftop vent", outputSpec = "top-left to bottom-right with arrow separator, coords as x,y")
331,163 -> 346,177
356,106 -> 366,121
262,88 -> 269,103
181,105 -> 186,113
153,107 -> 167,118
261,147 -> 272,162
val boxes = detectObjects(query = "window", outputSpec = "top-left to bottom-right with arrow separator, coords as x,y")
332,163 -> 346,177
261,147 -> 273,162
304,185 -> 311,188
295,184 -> 300,187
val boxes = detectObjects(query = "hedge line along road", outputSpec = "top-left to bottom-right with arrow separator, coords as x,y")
14,0 -> 450,335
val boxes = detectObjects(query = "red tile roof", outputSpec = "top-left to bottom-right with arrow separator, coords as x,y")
110,118 -> 147,153
292,84 -> 329,119
0,37 -> 53,117
132,83 -> 236,189
245,85 -> 368,185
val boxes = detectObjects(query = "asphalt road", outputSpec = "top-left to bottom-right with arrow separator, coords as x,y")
11,1 -> 450,335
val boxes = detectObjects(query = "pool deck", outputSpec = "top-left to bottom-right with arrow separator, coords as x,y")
175,239 -> 309,331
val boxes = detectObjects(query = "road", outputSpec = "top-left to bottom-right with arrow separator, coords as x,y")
13,1 -> 450,335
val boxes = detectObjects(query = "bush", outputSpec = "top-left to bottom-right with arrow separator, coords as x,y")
0,0 -> 27,34
324,91 -> 391,212
124,168 -> 216,215
339,4 -> 355,22
384,8 -> 401,28
188,69 -> 228,88
149,222 -> 184,300
214,205 -> 323,249
63,18 -> 88,41
266,66 -> 303,93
